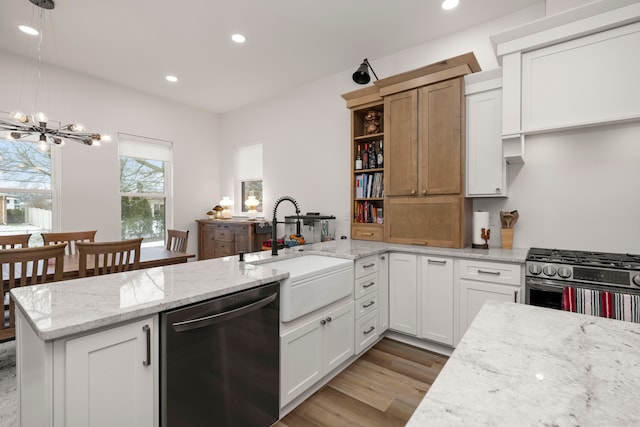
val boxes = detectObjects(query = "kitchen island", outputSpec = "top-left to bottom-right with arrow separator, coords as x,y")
407,300 -> 640,426
9,239 -> 528,426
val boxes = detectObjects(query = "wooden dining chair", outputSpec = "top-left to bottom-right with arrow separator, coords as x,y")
42,230 -> 97,255
166,229 -> 189,252
76,238 -> 143,278
0,243 -> 66,341
0,233 -> 31,249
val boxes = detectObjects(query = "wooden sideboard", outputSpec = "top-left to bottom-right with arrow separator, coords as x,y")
196,219 -> 266,260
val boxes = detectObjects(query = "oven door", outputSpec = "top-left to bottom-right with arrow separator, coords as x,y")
525,277 -> 564,310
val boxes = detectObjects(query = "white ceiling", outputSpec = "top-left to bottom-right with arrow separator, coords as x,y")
0,0 -> 542,114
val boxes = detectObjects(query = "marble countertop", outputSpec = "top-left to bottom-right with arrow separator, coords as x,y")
407,300 -> 640,426
11,239 -> 528,341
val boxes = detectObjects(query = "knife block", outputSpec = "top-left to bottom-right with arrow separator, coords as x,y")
501,228 -> 514,249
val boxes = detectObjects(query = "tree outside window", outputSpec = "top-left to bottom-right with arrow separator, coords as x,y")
120,156 -> 166,244
0,138 -> 53,245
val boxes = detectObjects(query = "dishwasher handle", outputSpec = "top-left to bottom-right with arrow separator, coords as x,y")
172,292 -> 278,333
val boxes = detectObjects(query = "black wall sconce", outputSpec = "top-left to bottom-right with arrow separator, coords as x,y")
352,58 -> 379,85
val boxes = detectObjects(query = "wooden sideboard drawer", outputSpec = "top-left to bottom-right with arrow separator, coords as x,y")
213,229 -> 233,241
213,240 -> 234,257
458,259 -> 521,286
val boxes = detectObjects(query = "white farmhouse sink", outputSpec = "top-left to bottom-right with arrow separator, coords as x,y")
259,255 -> 354,322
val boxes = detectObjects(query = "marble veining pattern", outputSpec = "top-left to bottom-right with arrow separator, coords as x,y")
407,300 -> 640,426
11,239 -> 527,341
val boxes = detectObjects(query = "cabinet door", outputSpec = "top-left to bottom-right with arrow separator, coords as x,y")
378,253 -> 389,333
389,253 -> 418,335
385,89 -> 418,196
62,317 -> 157,427
466,88 -> 505,197
418,78 -> 462,196
198,222 -> 216,260
458,278 -> 519,340
234,226 -> 250,253
385,195 -> 467,248
280,318 -> 323,407
420,256 -> 454,346
323,302 -> 355,373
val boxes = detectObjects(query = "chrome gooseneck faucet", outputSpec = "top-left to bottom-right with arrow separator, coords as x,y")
271,196 -> 301,256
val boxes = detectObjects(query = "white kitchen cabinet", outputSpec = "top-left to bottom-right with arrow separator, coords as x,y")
378,253 -> 389,333
420,256 -> 454,346
16,311 -> 158,427
465,69 -> 507,196
521,23 -> 640,133
59,317 -> 158,427
491,2 -> 640,156
280,300 -> 354,407
355,311 -> 378,354
389,253 -> 418,336
457,259 -> 521,343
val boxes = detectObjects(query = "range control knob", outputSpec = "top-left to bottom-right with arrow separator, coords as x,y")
543,265 -> 557,277
633,275 -> 640,287
528,264 -> 542,275
557,266 -> 572,279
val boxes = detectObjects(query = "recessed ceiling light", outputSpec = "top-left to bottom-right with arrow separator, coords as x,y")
442,0 -> 459,10
231,33 -> 246,43
165,75 -> 178,83
18,25 -> 39,36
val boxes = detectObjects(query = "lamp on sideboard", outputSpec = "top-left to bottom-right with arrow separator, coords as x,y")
244,192 -> 260,220
220,197 -> 233,219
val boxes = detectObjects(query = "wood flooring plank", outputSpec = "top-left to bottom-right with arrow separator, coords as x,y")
276,338 -> 448,427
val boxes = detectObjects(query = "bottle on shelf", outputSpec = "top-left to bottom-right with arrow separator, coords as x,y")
369,142 -> 376,169
362,143 -> 369,169
377,140 -> 384,168
355,144 -> 363,170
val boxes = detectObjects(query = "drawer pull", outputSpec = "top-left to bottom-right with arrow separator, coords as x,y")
514,290 -> 518,303
412,241 -> 427,246
478,269 -> 501,276
363,263 -> 375,268
363,281 -> 375,288
362,232 -> 374,236
363,326 -> 375,335
363,301 -> 375,308
428,259 -> 446,265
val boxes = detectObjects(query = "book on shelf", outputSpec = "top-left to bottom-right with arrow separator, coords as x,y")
353,201 -> 383,224
354,172 -> 384,199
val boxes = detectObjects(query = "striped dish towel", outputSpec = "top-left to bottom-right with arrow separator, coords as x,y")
561,287 -> 640,323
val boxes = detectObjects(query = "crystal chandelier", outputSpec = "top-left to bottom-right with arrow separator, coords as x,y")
0,0 -> 110,150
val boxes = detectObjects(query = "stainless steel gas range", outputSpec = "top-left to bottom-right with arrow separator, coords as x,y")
525,247 -> 640,309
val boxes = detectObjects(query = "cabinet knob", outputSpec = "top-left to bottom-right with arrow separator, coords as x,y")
422,189 -> 427,195
496,187 -> 501,193
326,317 -> 332,323
320,319 -> 326,325
411,190 -> 416,195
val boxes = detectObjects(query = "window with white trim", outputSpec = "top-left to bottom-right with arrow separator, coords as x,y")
119,134 -> 172,247
235,143 -> 263,214
0,136 -> 55,246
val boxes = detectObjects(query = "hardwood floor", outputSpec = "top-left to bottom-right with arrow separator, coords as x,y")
274,338 -> 448,427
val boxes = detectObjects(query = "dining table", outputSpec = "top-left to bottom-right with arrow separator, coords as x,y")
59,246 -> 196,280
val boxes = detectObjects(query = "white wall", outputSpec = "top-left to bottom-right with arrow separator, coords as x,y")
0,50 -> 220,255
475,122 -> 640,253
219,4 -> 546,240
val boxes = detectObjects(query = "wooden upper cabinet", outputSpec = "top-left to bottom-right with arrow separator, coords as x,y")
418,78 -> 462,196
385,78 -> 462,198
385,90 -> 418,196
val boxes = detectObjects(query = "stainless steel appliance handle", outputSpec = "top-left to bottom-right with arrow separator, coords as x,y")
142,325 -> 151,366
172,292 -> 278,332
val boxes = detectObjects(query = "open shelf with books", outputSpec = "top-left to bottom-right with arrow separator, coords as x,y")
342,86 -> 385,242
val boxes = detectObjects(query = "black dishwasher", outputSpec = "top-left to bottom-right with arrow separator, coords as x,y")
160,282 -> 280,427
